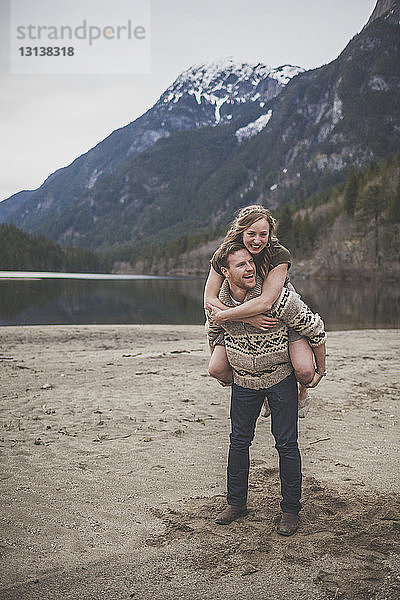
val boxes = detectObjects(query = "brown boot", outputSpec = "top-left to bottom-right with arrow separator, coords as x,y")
277,512 -> 299,536
215,504 -> 247,525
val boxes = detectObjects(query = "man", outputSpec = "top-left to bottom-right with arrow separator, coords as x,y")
206,241 -> 327,535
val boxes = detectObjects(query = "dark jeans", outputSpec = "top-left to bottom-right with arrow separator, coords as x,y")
227,373 -> 302,514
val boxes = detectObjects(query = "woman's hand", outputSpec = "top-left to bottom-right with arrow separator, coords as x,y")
207,303 -> 279,330
206,303 -> 226,325
243,315 -> 279,330
305,371 -> 323,388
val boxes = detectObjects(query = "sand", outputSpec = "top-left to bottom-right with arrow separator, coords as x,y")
0,325 -> 399,600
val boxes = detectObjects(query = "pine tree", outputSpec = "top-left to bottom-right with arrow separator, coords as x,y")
276,205 -> 293,249
356,184 -> 388,268
343,169 -> 359,216
387,180 -> 400,223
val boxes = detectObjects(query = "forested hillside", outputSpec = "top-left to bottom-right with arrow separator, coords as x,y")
0,224 -> 111,272
278,153 -> 400,279
125,153 -> 400,280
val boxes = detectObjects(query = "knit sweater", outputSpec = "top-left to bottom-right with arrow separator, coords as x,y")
207,276 -> 326,390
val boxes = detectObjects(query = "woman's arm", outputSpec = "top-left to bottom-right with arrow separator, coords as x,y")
207,305 -> 279,331
203,266 -> 227,310
207,263 -> 289,324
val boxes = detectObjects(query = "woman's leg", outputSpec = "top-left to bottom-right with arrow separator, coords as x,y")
289,338 -> 315,385
289,338 -> 315,416
208,344 -> 233,386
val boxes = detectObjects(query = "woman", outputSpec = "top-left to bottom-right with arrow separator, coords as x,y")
204,204 -> 315,416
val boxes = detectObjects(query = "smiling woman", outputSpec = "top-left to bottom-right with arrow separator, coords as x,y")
242,219 -> 270,255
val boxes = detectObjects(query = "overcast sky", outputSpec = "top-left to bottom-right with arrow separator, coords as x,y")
0,0 -> 377,202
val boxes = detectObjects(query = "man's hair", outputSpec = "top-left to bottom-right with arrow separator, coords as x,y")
213,241 -> 249,271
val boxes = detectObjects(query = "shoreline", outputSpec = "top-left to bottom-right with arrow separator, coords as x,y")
1,268 -> 400,283
1,325 -> 399,599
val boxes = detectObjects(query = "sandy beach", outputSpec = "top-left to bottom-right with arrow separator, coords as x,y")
0,325 -> 399,600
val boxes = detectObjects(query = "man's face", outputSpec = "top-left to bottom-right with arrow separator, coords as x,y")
222,249 -> 256,290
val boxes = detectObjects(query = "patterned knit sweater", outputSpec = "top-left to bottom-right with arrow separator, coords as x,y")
207,276 -> 326,390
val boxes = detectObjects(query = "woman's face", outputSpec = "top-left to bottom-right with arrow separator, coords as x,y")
242,217 -> 270,255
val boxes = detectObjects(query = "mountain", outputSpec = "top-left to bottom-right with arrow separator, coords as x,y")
365,0 -> 400,27
1,0 -> 399,257
0,59 -> 301,234
221,1 -> 400,200
0,190 -> 33,220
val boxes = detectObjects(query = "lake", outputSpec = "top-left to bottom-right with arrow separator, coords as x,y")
0,272 -> 399,330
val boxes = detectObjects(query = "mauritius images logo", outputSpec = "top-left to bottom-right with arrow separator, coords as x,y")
10,0 -> 151,74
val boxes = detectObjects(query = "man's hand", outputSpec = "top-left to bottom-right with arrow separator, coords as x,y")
243,314 -> 279,330
305,371 -> 323,388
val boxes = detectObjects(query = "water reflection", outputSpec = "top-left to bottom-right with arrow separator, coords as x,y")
0,278 -> 206,326
0,276 -> 398,329
292,278 -> 400,331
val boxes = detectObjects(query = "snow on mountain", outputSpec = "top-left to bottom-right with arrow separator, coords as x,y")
270,65 -> 305,85
235,110 -> 273,142
159,58 -> 303,123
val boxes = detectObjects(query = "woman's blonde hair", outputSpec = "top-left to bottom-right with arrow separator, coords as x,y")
223,205 -> 277,278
